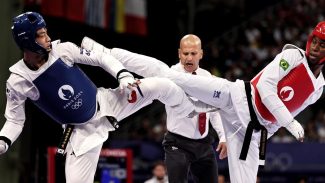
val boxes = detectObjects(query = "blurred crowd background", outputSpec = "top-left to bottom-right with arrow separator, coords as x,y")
0,0 -> 325,182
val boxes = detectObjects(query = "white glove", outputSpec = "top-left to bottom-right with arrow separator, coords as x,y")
285,119 -> 304,142
0,140 -> 8,155
118,71 -> 138,100
81,36 -> 111,54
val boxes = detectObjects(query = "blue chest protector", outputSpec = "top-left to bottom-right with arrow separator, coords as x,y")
33,59 -> 97,124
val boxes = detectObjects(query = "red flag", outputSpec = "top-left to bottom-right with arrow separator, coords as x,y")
66,0 -> 85,23
40,0 -> 65,17
124,0 -> 147,35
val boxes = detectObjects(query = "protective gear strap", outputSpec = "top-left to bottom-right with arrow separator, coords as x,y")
0,121 -> 23,144
116,69 -> 131,80
0,136 -> 12,148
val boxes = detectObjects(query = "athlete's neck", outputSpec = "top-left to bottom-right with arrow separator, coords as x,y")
308,62 -> 323,78
23,50 -> 48,70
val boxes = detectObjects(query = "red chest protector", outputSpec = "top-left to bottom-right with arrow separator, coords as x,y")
251,63 -> 315,123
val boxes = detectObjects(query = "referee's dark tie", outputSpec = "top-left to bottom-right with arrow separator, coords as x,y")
192,71 -> 206,135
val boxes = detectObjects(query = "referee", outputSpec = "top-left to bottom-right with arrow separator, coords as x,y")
162,34 -> 227,183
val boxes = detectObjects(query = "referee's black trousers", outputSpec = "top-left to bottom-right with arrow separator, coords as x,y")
163,131 -> 218,183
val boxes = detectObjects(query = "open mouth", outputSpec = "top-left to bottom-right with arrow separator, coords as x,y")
309,55 -> 317,61
309,52 -> 318,59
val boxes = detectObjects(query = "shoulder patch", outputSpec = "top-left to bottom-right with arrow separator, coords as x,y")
279,59 -> 290,71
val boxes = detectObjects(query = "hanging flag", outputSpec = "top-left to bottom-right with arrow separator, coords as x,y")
115,0 -> 126,33
39,0 -> 65,17
124,0 -> 147,35
35,0 -> 147,36
85,0 -> 107,28
109,0 -> 147,35
66,0 -> 85,23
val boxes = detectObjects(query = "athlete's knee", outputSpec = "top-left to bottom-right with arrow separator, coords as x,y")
151,77 -> 177,92
140,77 -> 175,94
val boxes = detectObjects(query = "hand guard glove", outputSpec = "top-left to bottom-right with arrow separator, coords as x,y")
81,36 -> 111,54
285,119 -> 304,142
0,140 -> 8,155
117,71 -> 138,100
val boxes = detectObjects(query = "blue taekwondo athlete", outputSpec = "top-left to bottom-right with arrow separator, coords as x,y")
0,12 -> 210,183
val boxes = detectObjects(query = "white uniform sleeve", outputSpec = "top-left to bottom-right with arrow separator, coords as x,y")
56,42 -> 128,78
256,49 -> 304,126
209,111 -> 226,142
208,74 -> 226,142
110,48 -> 171,78
0,79 -> 27,143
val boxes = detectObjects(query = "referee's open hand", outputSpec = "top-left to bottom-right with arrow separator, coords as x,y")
216,141 -> 227,159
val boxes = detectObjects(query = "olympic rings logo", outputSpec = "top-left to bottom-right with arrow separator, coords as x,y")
265,152 -> 293,171
71,99 -> 83,110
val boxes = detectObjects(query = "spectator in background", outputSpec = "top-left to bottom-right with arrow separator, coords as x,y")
218,174 -> 227,183
271,128 -> 295,143
315,109 -> 325,142
304,118 -> 319,142
144,161 -> 168,183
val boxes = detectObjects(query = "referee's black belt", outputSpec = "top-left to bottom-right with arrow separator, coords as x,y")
239,82 -> 268,166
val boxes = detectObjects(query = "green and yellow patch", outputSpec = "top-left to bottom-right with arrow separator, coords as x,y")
279,59 -> 289,71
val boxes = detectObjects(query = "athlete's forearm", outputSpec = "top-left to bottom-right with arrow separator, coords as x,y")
0,120 -> 24,145
260,94 -> 293,126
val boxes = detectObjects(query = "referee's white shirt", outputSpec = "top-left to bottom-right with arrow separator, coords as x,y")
165,63 -> 226,142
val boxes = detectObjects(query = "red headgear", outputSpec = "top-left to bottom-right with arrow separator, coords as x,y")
305,21 -> 325,64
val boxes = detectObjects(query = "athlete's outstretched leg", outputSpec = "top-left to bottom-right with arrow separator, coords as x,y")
111,48 -> 232,109
81,37 -> 230,109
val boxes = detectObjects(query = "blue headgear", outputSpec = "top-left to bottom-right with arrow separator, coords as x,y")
11,12 -> 47,54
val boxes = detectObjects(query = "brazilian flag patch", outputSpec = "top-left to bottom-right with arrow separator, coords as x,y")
279,59 -> 289,71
